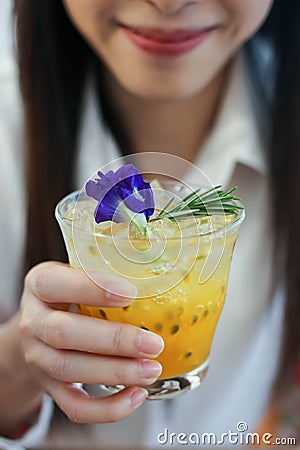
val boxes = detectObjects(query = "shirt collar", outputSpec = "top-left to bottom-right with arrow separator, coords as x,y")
193,54 -> 267,188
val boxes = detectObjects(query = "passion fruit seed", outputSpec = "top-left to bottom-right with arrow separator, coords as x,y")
185,351 -> 193,358
122,306 -> 130,311
191,315 -> 199,325
141,326 -> 149,331
155,323 -> 163,332
98,309 -> 107,320
203,309 -> 209,317
171,324 -> 180,335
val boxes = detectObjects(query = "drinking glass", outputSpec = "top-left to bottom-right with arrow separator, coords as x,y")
55,180 -> 244,399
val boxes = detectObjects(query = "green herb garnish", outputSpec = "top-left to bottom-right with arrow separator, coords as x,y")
151,185 -> 243,222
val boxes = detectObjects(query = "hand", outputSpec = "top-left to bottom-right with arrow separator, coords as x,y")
19,261 -> 164,424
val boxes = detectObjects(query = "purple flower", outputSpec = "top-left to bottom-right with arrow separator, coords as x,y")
85,164 -> 154,233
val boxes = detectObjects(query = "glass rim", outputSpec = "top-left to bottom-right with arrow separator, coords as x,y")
55,189 -> 245,241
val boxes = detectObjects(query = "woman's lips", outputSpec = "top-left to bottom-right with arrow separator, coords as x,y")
120,25 -> 215,57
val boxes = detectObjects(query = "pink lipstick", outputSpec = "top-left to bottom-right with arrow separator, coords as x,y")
120,25 -> 214,57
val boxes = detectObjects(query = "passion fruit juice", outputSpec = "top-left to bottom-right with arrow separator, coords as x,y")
79,262 -> 229,379
58,193 -> 237,379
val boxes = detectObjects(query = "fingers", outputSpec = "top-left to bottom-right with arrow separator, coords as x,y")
21,262 -> 159,424
36,310 -> 164,358
25,261 -> 137,306
32,344 -> 162,386
47,381 -> 148,424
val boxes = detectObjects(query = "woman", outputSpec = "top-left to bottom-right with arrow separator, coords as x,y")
0,0 -> 299,448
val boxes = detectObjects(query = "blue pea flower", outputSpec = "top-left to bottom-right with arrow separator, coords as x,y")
85,164 -> 155,234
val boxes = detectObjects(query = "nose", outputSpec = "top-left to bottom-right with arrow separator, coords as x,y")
145,0 -> 198,16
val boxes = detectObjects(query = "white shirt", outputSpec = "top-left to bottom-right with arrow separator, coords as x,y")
0,54 -> 283,449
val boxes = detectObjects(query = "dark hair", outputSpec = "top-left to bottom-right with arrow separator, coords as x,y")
14,0 -> 300,402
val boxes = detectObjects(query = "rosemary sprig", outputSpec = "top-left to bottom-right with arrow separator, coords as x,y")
151,185 -> 243,222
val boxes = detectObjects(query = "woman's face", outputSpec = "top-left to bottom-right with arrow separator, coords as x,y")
62,0 -> 273,99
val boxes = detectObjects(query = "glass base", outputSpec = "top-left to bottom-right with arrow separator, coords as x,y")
103,359 -> 209,400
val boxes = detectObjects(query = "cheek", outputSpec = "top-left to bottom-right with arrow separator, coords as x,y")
62,0 -> 97,23
222,0 -> 274,43
62,0 -> 113,45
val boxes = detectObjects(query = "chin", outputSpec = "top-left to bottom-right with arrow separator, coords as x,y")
119,74 -> 206,101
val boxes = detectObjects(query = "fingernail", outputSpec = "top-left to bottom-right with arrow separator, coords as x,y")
141,360 -> 162,380
131,388 -> 148,408
105,280 -> 137,301
138,331 -> 164,356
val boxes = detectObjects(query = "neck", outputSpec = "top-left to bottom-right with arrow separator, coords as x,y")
102,68 -> 229,163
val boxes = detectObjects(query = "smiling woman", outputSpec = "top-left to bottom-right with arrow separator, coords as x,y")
0,0 -> 300,448
62,0 -> 273,98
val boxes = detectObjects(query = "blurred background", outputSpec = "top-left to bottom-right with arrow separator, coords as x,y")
1,0 -> 13,60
